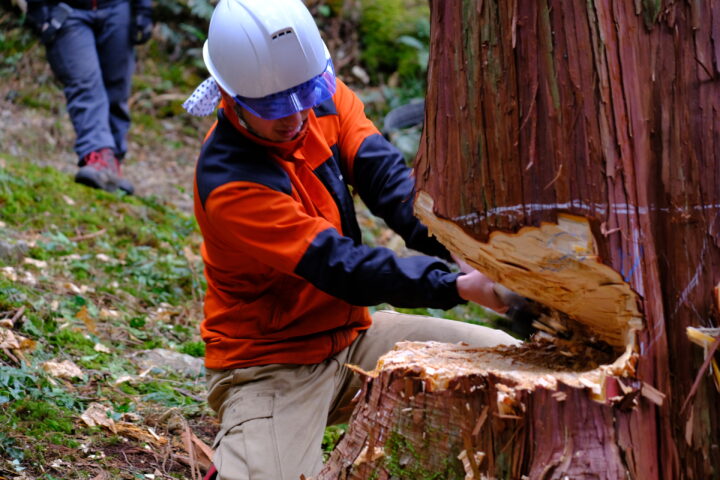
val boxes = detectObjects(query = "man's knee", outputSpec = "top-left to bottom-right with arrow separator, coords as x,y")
370,309 -> 520,347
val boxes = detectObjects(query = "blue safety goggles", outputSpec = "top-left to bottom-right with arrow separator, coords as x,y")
233,59 -> 337,120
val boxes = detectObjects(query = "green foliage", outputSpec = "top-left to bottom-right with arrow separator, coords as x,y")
0,365 -> 81,409
0,432 -> 24,462
13,399 -> 75,435
0,9 -> 35,76
178,340 -> 205,358
0,156 -> 209,475
383,431 -> 464,479
152,0 -> 213,63
358,0 -> 430,98
322,424 -> 346,461
49,327 -> 95,353
0,158 -> 205,310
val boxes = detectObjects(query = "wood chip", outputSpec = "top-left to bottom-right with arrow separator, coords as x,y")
641,382 -> 666,406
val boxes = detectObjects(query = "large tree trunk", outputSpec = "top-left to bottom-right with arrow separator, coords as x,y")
318,1 -> 720,479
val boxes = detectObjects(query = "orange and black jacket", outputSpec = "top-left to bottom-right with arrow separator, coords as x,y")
194,80 -> 465,370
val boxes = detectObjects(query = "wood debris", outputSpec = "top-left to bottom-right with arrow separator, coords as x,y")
81,402 -> 117,433
685,327 -> 720,391
352,444 -> 385,466
458,448 -> 486,479
492,336 -> 617,372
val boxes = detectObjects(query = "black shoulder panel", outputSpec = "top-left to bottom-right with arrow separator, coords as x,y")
313,98 -> 338,118
196,111 -> 292,208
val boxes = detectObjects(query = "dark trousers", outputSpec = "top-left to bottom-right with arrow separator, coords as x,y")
45,1 -> 134,162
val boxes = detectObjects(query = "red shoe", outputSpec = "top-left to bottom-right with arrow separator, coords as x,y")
75,148 -> 134,194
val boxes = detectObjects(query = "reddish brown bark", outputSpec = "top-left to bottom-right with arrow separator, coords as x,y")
411,1 -> 720,478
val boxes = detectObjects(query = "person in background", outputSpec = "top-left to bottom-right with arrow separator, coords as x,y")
183,1 -> 520,479
25,0 -> 153,194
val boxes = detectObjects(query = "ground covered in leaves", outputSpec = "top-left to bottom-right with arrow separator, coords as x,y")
0,17 -> 229,478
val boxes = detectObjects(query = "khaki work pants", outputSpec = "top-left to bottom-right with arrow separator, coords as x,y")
206,310 -> 519,480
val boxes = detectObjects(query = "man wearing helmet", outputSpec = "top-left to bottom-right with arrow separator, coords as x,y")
184,0 -> 519,478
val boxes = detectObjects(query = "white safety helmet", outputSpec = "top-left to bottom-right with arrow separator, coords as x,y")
203,0 -> 336,120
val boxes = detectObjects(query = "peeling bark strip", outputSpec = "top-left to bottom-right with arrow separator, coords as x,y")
415,192 -> 642,351
407,0 -> 719,478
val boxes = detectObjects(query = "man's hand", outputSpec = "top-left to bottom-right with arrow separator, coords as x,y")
26,2 -> 72,44
131,7 -> 153,45
452,254 -> 508,313
25,1 -> 49,36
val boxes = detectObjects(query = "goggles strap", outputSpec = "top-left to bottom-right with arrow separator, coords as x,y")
183,77 -> 221,117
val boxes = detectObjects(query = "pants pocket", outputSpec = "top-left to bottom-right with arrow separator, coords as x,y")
213,392 -> 281,480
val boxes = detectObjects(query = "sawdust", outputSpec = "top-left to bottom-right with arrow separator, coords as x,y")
491,336 -> 618,372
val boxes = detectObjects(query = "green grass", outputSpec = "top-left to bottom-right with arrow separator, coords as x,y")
0,155 -> 209,477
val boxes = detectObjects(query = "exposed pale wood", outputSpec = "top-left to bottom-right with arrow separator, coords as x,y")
416,192 -> 642,351
372,340 -> 634,400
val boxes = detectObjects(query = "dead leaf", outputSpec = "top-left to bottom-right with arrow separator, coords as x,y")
100,308 -> 119,320
81,403 -> 117,433
42,359 -> 84,379
0,328 -> 21,350
115,422 -> 167,447
76,306 -> 98,335
1,266 -> 17,282
20,270 -> 37,286
114,375 -> 135,385
183,245 -> 202,264
0,327 -> 35,356
19,337 -> 36,352
64,281 -> 91,294
23,257 -> 47,268
94,343 -> 111,353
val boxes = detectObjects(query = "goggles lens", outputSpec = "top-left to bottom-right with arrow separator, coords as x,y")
234,60 -> 336,120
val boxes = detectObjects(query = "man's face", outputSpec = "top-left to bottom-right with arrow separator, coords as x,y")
239,106 -> 310,143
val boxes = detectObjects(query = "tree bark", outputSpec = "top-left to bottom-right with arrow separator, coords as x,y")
318,1 -> 719,478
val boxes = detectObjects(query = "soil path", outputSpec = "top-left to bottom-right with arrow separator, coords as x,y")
1,48 -> 212,214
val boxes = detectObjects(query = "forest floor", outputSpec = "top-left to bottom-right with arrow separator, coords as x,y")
0,40 -> 223,479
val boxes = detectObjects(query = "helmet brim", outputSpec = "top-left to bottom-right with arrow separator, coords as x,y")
234,60 -> 336,120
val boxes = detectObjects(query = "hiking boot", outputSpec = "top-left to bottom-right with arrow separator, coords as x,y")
75,148 -> 135,195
